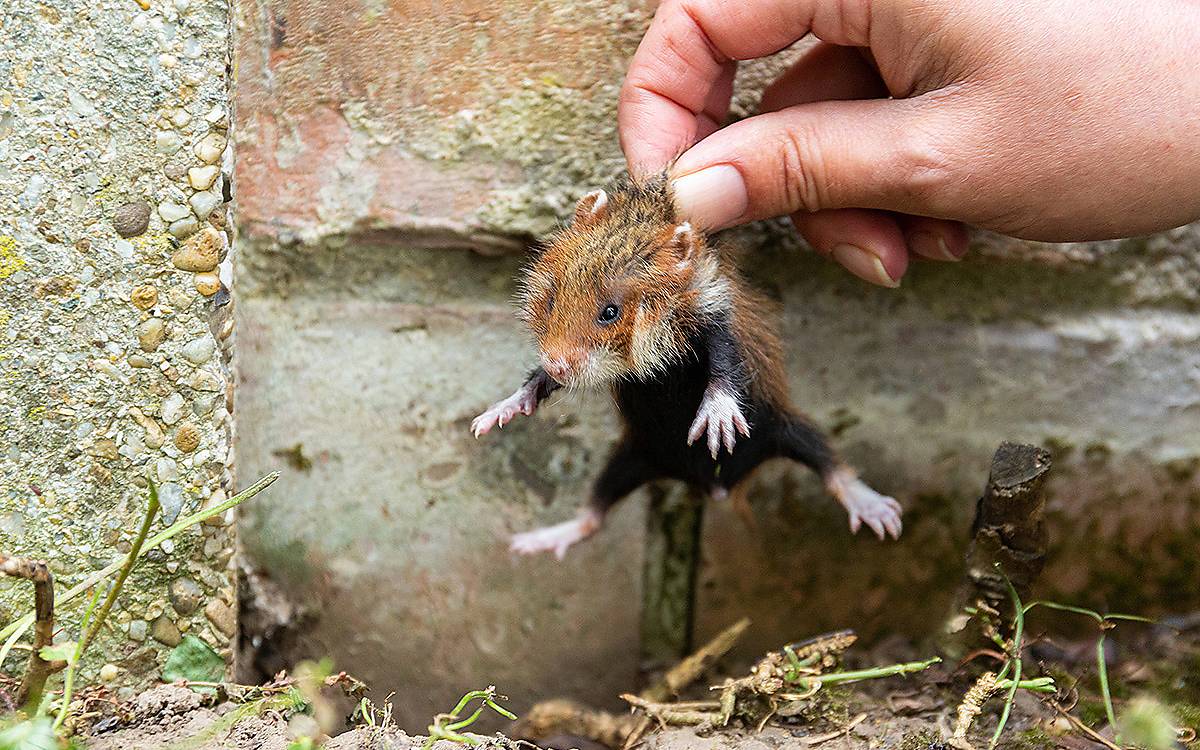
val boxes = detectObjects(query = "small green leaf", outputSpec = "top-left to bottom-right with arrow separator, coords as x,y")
39,641 -> 77,663
0,717 -> 59,750
161,635 -> 225,685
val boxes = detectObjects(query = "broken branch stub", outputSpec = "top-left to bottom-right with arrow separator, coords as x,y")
967,442 -> 1052,599
1,553 -> 66,713
944,443 -> 1052,651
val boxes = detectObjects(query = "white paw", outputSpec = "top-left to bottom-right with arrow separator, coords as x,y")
687,387 -> 750,459
510,514 -> 599,560
829,470 -> 903,540
471,386 -> 537,438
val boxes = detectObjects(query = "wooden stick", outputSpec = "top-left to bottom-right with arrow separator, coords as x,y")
642,618 -> 750,703
1,553 -> 66,713
944,442 -> 1052,653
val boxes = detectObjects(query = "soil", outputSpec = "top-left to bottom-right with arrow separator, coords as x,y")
80,619 -> 1200,750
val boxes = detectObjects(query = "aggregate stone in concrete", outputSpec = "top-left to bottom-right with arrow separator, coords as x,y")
0,0 -> 238,686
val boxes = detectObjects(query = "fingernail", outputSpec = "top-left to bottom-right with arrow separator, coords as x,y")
831,244 -> 901,288
670,165 -> 748,230
909,230 -> 963,261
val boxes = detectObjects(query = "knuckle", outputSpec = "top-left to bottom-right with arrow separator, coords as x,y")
775,123 -> 830,213
895,130 -> 960,211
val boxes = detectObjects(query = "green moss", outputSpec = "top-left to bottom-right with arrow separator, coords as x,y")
794,686 -> 852,725
1009,727 -> 1056,750
897,729 -> 947,750
1076,698 -> 1108,728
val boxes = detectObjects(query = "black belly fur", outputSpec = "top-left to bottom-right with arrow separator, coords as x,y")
613,355 -> 794,491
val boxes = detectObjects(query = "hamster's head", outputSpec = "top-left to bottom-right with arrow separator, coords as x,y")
517,178 -> 727,389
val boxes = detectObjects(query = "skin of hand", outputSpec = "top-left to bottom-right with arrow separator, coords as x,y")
618,0 -> 1200,287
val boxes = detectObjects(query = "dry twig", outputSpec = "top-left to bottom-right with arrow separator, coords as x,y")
0,553 -> 66,713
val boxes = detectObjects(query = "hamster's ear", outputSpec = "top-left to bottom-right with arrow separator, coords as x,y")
667,222 -> 702,266
573,189 -> 609,225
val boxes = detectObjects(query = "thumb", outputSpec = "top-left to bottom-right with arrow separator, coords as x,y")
668,97 -> 952,230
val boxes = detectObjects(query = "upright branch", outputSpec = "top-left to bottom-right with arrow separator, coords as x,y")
945,442 -> 1051,650
0,553 -> 66,714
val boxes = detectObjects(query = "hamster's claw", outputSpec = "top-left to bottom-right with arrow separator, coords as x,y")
687,387 -> 750,459
828,469 -> 903,540
471,385 -> 538,437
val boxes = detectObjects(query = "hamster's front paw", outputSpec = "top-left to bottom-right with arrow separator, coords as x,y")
687,386 -> 750,459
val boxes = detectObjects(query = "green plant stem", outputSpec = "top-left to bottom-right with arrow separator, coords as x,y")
995,677 -> 1056,693
53,586 -> 102,730
0,472 -> 279,650
989,574 -> 1026,750
1096,633 -> 1119,741
81,481 -> 160,653
53,484 -> 159,730
422,688 -> 516,750
804,657 -> 941,687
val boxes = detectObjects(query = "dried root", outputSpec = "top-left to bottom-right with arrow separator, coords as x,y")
953,672 -> 998,740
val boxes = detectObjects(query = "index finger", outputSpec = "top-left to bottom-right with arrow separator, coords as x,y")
617,0 -> 873,174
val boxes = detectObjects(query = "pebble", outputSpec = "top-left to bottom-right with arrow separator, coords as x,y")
193,272 -> 220,296
193,133 -> 226,164
200,490 -> 228,527
128,354 -> 152,368
130,284 -> 158,309
158,200 -> 190,222
86,439 -> 119,461
189,190 -> 221,220
169,577 -> 204,615
150,615 -> 182,646
113,201 -> 151,237
174,423 -> 200,453
187,370 -> 222,392
168,217 -> 200,239
128,620 -> 148,641
155,130 -> 183,154
138,419 -> 166,449
181,336 -> 214,365
204,599 -> 236,638
164,163 -> 187,180
203,104 -> 227,128
99,664 -> 121,683
92,359 -> 125,383
169,108 -> 191,128
137,318 -> 166,352
158,482 -> 185,525
155,457 -> 178,483
160,393 -> 186,425
187,165 -> 219,190
202,536 -> 222,558
171,226 -> 221,272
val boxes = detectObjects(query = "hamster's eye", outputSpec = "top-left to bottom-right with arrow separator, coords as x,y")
597,303 -> 621,325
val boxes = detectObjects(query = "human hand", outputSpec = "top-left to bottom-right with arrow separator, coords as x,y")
619,0 -> 1200,286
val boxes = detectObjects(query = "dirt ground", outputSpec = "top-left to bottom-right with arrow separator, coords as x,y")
80,616 -> 1200,750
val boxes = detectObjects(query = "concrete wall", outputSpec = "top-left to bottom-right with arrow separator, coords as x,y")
1,0 -> 237,693
232,0 -> 1200,730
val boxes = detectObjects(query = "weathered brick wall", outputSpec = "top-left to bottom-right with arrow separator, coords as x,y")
1,0 -> 237,694
232,0 -> 1200,729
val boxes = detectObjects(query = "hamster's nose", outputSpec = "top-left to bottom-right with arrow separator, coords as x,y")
543,357 -> 573,382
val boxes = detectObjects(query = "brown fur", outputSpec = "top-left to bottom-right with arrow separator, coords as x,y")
519,173 -> 789,404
